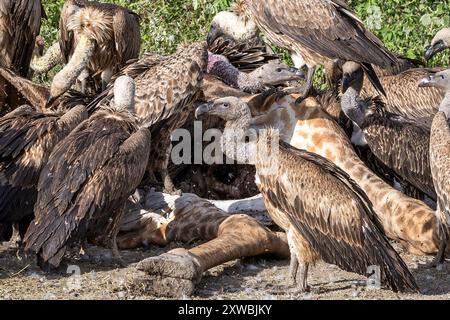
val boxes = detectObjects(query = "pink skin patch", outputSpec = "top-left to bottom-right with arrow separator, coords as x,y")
207,53 -> 228,74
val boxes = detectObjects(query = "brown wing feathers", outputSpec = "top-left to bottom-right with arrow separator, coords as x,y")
261,141 -> 418,292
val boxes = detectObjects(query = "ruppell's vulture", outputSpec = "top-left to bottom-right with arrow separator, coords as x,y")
47,0 -> 140,104
419,69 -> 450,266
195,96 -> 419,293
24,76 -> 151,270
425,28 -> 450,61
340,61 -> 436,201
225,0 -> 398,96
0,104 -> 88,246
88,42 -> 208,194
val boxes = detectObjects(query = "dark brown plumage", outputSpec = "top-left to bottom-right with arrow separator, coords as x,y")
89,42 -> 208,193
232,0 -> 398,95
0,104 -> 88,231
0,0 -> 45,76
195,96 -> 418,293
24,77 -> 151,269
341,62 -> 436,201
208,34 -> 278,73
0,0 -> 45,115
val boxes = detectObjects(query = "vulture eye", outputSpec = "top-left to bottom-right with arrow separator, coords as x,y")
275,68 -> 282,73
441,75 -> 446,79
223,103 -> 230,108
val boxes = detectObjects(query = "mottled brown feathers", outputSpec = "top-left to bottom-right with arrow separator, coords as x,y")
257,137 -> 418,292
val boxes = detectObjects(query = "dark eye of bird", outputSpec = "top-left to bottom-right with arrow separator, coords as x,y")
275,68 -> 282,73
223,103 -> 229,108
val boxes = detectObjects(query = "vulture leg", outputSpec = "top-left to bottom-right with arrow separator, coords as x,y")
8,222 -> 22,248
297,262 -> 310,293
101,68 -> 114,92
303,66 -> 316,96
161,169 -> 181,195
288,251 -> 299,285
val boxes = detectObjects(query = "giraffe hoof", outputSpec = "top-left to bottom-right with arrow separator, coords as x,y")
131,248 -> 203,297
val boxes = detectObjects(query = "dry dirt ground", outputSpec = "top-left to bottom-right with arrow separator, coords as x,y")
0,240 -> 449,300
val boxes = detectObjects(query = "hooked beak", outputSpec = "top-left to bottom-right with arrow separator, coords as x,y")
425,41 -> 446,60
207,25 -> 220,46
290,67 -> 305,80
418,74 -> 436,88
46,95 -> 56,108
195,102 -> 213,119
342,74 -> 353,93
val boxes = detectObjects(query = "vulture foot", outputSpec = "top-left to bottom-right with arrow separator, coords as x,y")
129,248 -> 203,297
426,240 -> 447,268
7,223 -> 22,248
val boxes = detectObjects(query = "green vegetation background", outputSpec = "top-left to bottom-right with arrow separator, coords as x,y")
40,0 -> 449,80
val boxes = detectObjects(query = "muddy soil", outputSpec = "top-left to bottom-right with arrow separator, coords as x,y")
1,241 -> 449,300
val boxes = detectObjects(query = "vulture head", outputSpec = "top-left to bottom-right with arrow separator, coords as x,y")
418,69 -> 450,92
207,10 -> 258,46
112,75 -> 136,111
425,28 -> 450,60
342,61 -> 364,93
195,96 -> 250,122
249,62 -> 305,86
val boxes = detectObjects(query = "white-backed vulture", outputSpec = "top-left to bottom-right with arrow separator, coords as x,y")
88,42 -> 208,194
360,68 -> 445,122
340,61 -> 436,201
47,0 -> 140,104
207,10 -> 278,73
24,76 -> 151,270
0,104 -> 88,245
195,96 -> 418,293
419,69 -> 450,265
223,0 -> 398,95
425,28 -> 450,61
207,53 -> 304,94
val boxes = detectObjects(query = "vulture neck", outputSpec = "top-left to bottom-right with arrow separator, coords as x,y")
208,59 -> 264,93
31,42 -> 63,74
439,92 -> 450,119
341,81 -> 366,128
51,34 -> 95,97
222,113 -> 255,164
222,113 -> 280,171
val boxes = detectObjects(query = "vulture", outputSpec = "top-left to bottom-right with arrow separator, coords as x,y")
195,96 -> 418,293
425,28 -> 450,61
360,68 -> 445,122
0,0 -> 45,76
207,10 -> 278,73
222,0 -> 398,95
88,42 -> 208,194
24,76 -> 151,269
340,61 -> 436,201
419,69 -> 450,265
48,0 -> 140,104
0,104 -> 88,245
0,0 -> 45,115
207,53 -> 304,94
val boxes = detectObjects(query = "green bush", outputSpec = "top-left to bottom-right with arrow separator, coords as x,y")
40,0 -> 449,69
